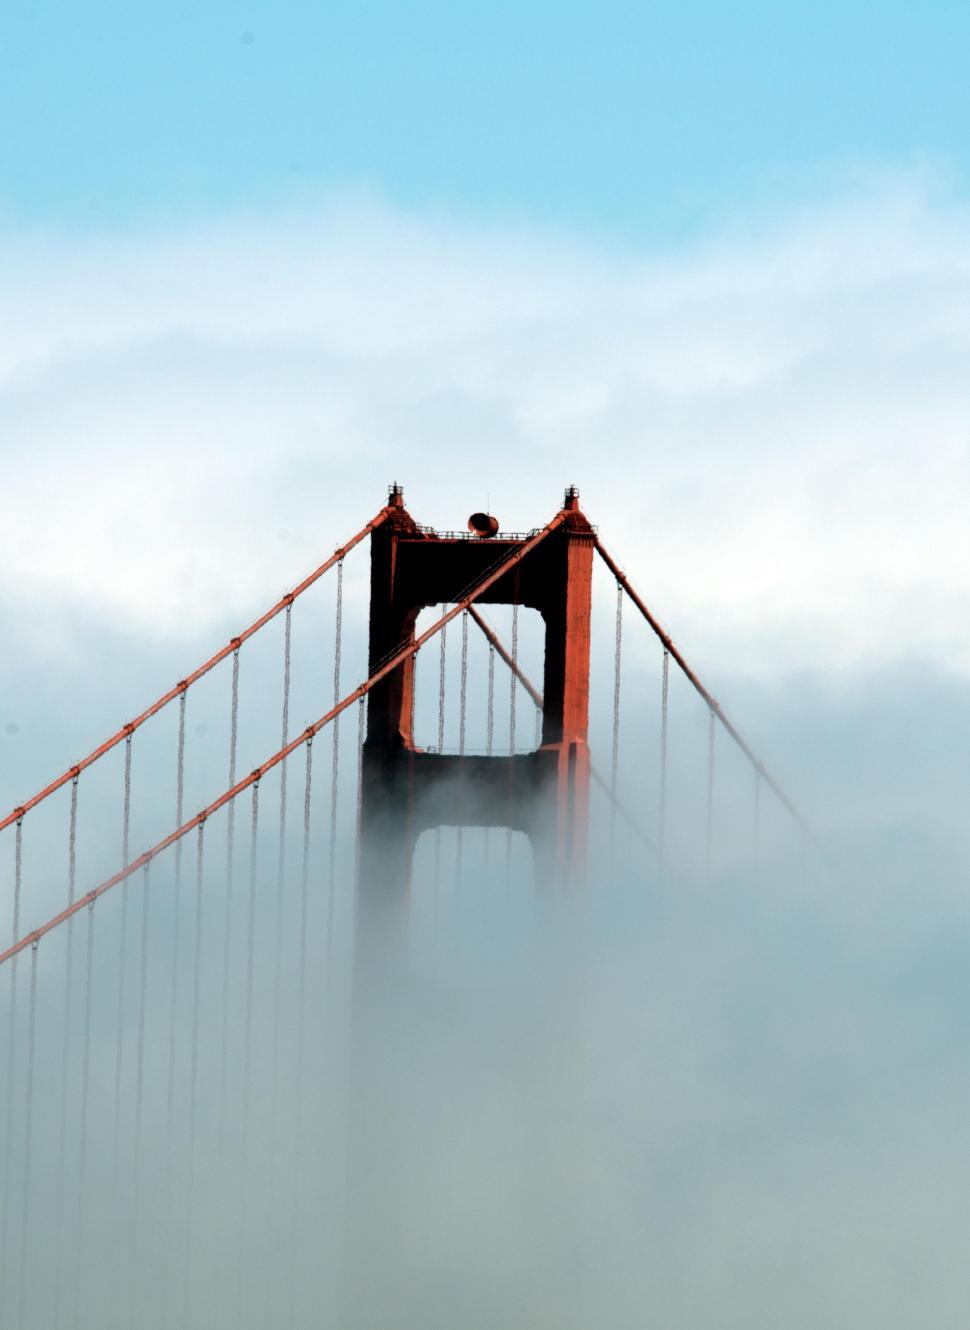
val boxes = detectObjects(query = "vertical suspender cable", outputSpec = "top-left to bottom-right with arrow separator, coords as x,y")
659,649 -> 669,868
123,732 -> 133,863
109,737 -> 132,1326
509,602 -> 519,751
236,780 -> 260,1327
456,610 -> 469,874
433,605 -> 447,902
164,688 -> 188,1299
486,643 -> 495,755
0,816 -> 23,1329
272,605 -> 293,1146
437,604 -> 448,753
268,604 -> 293,1320
706,709 -> 716,879
754,769 -> 762,862
16,942 -> 38,1330
218,647 -> 240,1177
216,649 -> 241,1330
485,642 -> 495,865
458,609 -> 469,753
506,603 -> 519,884
129,860 -> 151,1324
288,738 -> 314,1329
70,899 -> 95,1330
327,563 -> 343,967
181,820 -> 206,1329
610,583 -> 623,853
53,773 -> 80,1329
353,698 -> 365,890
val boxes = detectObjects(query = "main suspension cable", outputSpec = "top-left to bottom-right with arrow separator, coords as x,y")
468,610 -> 663,866
0,510 -> 389,835
1,514 -> 568,968
594,538 -> 812,841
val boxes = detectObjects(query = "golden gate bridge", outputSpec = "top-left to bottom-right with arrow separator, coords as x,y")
0,484 -> 809,1329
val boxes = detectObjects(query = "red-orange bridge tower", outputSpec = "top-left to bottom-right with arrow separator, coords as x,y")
359,484 -> 594,893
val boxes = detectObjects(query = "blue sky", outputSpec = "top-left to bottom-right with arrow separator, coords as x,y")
3,0 -> 969,235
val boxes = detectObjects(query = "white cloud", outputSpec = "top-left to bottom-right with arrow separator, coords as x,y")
2,177 -> 969,685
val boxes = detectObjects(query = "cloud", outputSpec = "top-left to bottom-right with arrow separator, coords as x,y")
1,175 -> 969,689
3,178 -> 970,1329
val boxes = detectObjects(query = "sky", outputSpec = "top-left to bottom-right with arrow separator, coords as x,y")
2,0 -> 970,237
3,5 -> 970,1327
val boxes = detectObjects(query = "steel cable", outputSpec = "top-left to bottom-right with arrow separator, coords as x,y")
1,516 -> 569,972
0,510 -> 386,836
129,861 -> 151,1325
273,605 -> 293,1099
354,698 -> 365,892
181,820 -> 206,1329
123,732 -> 133,864
109,737 -> 132,1328
659,649 -> 669,866
236,781 -> 260,1328
16,942 -> 38,1330
218,648 -> 240,1180
70,900 -> 95,1330
288,738 -> 314,1329
327,563 -> 343,970
433,605 -> 447,904
485,643 -> 495,866
506,603 -> 519,885
163,689 -> 188,1320
456,610 -> 469,874
0,817 -> 23,1329
706,708 -> 716,879
267,603 -> 293,1321
486,642 -> 495,755
596,537 -> 811,841
754,769 -> 762,861
610,583 -> 623,853
53,773 -> 80,1329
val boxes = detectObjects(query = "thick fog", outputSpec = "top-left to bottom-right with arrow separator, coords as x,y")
3,184 -> 970,1327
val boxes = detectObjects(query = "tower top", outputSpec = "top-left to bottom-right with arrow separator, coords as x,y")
564,485 -> 580,510
387,482 -> 405,508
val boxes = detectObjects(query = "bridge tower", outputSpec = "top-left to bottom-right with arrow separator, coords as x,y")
357,484 -> 595,895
